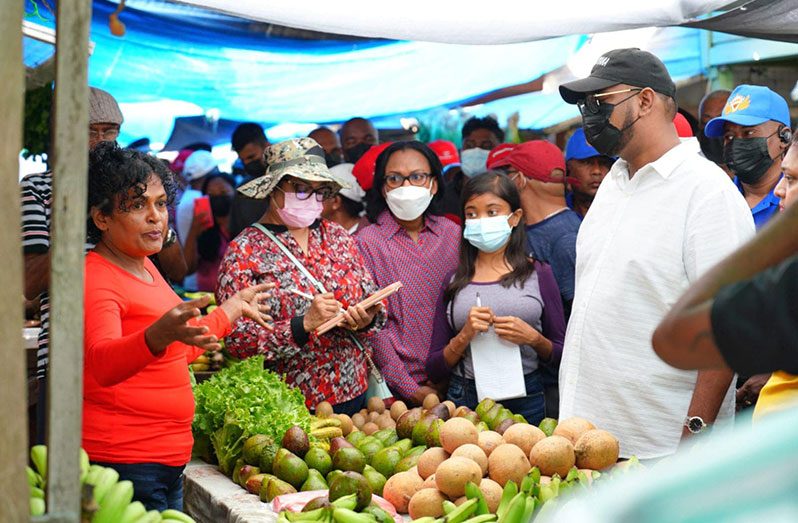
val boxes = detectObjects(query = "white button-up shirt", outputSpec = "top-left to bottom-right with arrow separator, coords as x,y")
559,139 -> 755,459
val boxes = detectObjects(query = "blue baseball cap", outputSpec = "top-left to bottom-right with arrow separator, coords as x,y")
565,128 -> 602,161
704,85 -> 790,138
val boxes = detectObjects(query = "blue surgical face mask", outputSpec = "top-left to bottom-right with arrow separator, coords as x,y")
460,148 -> 490,177
463,215 -> 513,253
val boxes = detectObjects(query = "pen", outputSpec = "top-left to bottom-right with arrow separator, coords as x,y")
289,288 -> 314,300
476,292 -> 482,307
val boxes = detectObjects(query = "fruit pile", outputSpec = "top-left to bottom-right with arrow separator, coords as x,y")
189,351 -> 225,373
27,445 -> 196,522
214,394 -> 636,523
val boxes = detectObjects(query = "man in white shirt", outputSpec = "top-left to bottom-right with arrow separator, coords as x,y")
557,48 -> 755,459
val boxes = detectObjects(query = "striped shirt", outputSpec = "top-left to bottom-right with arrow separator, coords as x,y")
356,211 -> 460,400
21,172 -> 93,377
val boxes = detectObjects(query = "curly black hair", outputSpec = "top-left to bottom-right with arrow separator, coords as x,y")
461,116 -> 505,142
87,142 -> 177,243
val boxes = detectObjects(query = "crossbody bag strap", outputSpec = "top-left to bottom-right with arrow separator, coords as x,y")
253,223 -> 325,293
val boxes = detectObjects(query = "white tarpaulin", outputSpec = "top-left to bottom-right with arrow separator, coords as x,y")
174,0 -> 734,44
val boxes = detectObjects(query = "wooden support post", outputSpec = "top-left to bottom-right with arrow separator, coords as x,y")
45,0 -> 92,521
0,0 -> 30,521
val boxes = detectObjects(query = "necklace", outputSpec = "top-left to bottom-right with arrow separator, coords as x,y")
542,207 -> 569,221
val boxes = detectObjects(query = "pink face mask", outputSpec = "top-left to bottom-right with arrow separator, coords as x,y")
275,191 -> 323,228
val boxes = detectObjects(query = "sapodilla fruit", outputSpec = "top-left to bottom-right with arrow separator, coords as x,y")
574,430 -> 619,470
417,448 -> 449,479
477,431 -> 504,457
553,417 -> 595,445
408,488 -> 448,519
487,444 -> 530,486
382,471 -> 423,514
502,424 -> 546,456
435,457 -> 482,499
440,418 -> 478,454
529,435 -> 576,478
451,444 -> 488,477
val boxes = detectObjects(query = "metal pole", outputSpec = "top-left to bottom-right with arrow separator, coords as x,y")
0,0 -> 30,519
45,0 -> 91,520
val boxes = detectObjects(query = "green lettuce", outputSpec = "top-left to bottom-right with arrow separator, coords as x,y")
193,356 -> 311,445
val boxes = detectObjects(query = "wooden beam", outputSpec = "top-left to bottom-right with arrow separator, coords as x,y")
0,0 -> 30,520
45,0 -> 92,520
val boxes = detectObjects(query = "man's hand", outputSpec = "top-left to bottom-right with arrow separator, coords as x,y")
736,373 -> 771,411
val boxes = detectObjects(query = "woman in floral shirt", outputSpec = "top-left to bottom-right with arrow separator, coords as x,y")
217,138 -> 386,414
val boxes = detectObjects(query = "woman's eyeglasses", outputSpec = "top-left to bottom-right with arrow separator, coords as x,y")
282,179 -> 338,201
577,88 -> 642,115
384,172 -> 432,189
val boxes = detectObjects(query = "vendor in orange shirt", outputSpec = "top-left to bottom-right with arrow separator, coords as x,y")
83,142 -> 273,511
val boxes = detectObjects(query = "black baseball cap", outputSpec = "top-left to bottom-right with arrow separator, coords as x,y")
559,48 -> 676,104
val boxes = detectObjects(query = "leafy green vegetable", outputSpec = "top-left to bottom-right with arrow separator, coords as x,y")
193,356 -> 311,445
211,412 -> 248,477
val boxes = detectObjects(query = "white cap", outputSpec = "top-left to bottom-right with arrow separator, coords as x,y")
182,150 -> 218,181
329,163 -> 365,203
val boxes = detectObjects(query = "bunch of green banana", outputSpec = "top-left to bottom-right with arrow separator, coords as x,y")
277,493 -> 390,523
311,417 -> 344,440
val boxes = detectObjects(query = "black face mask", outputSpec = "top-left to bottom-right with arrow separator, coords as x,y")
698,131 -> 725,164
581,101 -> 639,157
209,194 -> 233,217
344,143 -> 371,163
325,151 -> 344,168
723,136 -> 775,185
243,160 -> 267,178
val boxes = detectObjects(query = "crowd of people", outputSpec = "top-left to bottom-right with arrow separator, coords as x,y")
20,47 -> 797,511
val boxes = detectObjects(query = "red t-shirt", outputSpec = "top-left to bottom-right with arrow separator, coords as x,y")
82,251 -> 230,466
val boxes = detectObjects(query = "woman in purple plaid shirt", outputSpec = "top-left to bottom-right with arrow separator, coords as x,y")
357,142 -> 461,405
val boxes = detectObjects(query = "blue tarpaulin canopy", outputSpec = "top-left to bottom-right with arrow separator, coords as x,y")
22,0 -> 798,147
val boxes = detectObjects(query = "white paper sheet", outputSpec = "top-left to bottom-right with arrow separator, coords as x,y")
470,328 -> 527,402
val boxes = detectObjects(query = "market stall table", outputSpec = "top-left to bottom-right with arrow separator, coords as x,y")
184,459 -> 278,523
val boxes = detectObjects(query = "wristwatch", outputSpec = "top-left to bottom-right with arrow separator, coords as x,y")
684,415 -> 709,434
163,227 -> 178,248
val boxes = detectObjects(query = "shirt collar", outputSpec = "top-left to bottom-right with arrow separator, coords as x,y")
735,175 -> 782,212
610,141 -> 694,181
377,210 -> 442,239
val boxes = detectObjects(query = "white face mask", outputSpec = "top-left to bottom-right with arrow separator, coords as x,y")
385,185 -> 433,221
460,148 -> 490,177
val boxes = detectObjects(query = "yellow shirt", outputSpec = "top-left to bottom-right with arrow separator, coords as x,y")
753,371 -> 798,421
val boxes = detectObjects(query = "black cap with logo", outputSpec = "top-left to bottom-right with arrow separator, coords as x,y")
559,48 -> 676,104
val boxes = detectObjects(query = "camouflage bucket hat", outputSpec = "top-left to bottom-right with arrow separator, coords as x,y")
238,137 -> 348,199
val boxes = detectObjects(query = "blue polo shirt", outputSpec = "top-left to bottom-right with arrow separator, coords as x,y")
735,176 -> 781,230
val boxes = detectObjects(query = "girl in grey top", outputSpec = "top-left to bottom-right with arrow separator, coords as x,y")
426,171 -> 566,424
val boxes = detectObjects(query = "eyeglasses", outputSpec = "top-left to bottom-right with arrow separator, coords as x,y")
384,172 -> 432,189
89,128 -> 120,141
578,88 -> 642,115
281,179 -> 338,201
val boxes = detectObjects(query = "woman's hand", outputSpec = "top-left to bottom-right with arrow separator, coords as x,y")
145,295 -> 219,355
493,316 -> 542,346
220,283 -> 275,330
303,292 -> 342,332
459,306 -> 494,341
342,302 -> 383,331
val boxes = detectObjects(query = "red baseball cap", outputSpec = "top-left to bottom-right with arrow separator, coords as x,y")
503,140 -> 565,183
170,148 -> 195,175
486,143 -> 517,170
428,139 -> 460,167
673,112 -> 693,138
352,142 -> 392,191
